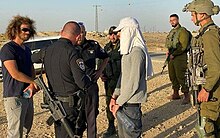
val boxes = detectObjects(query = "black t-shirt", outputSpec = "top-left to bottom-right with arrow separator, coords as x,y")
0,41 -> 33,97
77,39 -> 108,77
44,38 -> 92,96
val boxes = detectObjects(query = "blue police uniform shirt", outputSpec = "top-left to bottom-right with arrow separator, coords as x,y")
44,38 -> 93,96
77,39 -> 109,77
0,41 -> 33,98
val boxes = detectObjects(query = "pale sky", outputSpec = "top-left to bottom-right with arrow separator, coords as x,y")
0,0 -> 220,33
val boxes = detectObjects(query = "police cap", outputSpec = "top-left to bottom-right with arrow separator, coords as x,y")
108,26 -> 117,35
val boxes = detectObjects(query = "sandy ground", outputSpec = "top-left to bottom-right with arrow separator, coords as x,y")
0,32 -> 199,138
0,61 -> 198,138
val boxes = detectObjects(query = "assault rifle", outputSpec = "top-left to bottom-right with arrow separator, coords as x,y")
185,45 -> 207,105
35,76 -> 76,138
161,53 -> 170,74
185,46 -> 206,135
161,49 -> 174,74
186,45 -> 218,136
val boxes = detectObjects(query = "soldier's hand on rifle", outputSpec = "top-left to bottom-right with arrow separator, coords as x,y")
198,88 -> 209,102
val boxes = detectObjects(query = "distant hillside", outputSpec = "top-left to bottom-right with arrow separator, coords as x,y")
0,32 -> 168,52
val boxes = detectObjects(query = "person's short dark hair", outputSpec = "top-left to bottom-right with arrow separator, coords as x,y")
170,14 -> 179,19
6,15 -> 36,40
63,21 -> 81,35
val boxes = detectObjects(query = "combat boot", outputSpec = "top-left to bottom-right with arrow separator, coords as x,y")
181,92 -> 190,105
167,90 -> 181,100
103,121 -> 116,137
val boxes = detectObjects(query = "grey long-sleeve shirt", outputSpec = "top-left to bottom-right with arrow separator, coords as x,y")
113,46 -> 147,106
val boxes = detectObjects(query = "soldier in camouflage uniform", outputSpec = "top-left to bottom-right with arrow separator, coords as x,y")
165,14 -> 191,104
183,0 -> 220,137
101,26 -> 121,137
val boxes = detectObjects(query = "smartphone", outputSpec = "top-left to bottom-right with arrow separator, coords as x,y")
23,89 -> 31,98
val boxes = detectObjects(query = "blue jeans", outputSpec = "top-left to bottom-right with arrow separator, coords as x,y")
3,97 -> 34,138
116,104 -> 142,138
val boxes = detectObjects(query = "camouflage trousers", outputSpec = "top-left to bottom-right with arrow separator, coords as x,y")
199,85 -> 220,137
168,54 -> 189,93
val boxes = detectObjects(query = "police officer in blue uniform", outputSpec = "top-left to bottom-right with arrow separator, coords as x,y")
35,21 -> 95,138
76,22 -> 109,138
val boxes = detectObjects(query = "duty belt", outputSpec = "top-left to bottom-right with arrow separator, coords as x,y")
55,96 -> 74,107
124,103 -> 140,107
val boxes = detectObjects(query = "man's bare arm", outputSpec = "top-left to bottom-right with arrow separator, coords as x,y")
4,60 -> 35,84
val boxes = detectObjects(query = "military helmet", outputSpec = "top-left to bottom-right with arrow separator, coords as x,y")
183,0 -> 220,15
108,26 -> 117,34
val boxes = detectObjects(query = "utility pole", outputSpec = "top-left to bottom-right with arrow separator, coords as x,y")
93,5 -> 101,33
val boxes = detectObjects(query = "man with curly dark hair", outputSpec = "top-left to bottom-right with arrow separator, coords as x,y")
0,15 -> 38,138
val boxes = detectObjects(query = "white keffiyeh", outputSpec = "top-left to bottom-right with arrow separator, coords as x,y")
114,17 -> 154,80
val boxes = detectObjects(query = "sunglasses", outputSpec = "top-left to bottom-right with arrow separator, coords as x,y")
21,28 -> 31,33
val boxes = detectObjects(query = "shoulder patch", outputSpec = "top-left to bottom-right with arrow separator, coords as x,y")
76,58 -> 85,71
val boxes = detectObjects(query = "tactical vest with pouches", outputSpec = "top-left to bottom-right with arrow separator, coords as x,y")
104,42 -> 121,78
190,23 -> 219,78
191,23 -> 219,49
166,26 -> 192,51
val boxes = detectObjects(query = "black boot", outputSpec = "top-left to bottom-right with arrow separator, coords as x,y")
167,90 -> 181,100
181,92 -> 190,105
103,121 -> 116,137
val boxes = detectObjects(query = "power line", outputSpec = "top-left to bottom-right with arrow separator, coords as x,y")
93,5 -> 101,32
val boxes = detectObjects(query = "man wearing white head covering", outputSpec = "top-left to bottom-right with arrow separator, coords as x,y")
109,17 -> 153,138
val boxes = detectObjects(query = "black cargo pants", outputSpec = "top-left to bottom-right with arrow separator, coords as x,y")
85,83 -> 99,138
54,102 -> 85,138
